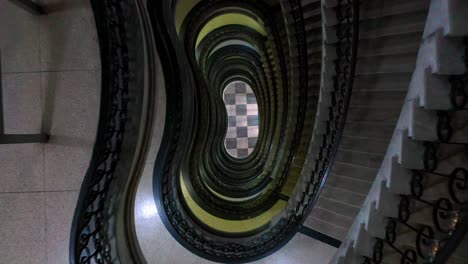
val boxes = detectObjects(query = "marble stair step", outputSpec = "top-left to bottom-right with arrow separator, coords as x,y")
357,32 -> 422,58
343,122 -> 396,139
355,53 -> 417,75
303,215 -> 349,241
353,72 -> 412,92
324,173 -> 374,195
315,196 -> 361,219
339,135 -> 389,155
346,107 -> 401,123
350,90 -> 407,108
320,185 -> 367,208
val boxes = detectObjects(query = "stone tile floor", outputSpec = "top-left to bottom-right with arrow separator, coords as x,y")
0,1 -> 99,263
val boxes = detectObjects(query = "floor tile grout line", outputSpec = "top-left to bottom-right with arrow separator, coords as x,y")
0,189 -> 79,194
44,187 -> 48,264
1,3 -> 99,263
1,69 -> 101,75
39,15 -> 48,262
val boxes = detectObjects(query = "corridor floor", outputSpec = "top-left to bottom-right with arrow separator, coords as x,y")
0,1 -> 100,263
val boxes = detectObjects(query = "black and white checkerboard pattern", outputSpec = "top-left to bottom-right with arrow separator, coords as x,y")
223,82 -> 259,158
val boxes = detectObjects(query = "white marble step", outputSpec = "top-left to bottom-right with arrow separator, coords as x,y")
330,0 -> 468,262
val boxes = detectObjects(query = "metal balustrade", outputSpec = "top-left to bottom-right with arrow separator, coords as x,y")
70,0 -> 156,263
70,0 -> 361,262
68,0 -> 467,263
149,0 -> 360,262
363,39 -> 468,264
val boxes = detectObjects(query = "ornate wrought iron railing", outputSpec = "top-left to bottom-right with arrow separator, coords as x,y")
294,0 -> 360,222
178,0 -> 293,214
150,0 -> 361,262
72,0 -> 362,262
363,38 -> 468,264
69,0 -> 468,262
70,0 -> 157,263
366,149 -> 468,263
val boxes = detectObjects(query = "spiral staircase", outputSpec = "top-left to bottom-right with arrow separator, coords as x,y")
1,0 -> 467,263
304,0 -> 431,240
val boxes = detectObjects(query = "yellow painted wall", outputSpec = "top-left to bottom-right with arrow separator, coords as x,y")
175,0 -> 202,33
180,175 -> 286,234
196,13 -> 267,47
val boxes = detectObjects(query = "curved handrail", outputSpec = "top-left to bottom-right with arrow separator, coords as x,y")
299,0 -> 360,223
69,0 -> 361,262
150,0 -> 361,262
69,0 -> 157,263
179,0 -> 293,206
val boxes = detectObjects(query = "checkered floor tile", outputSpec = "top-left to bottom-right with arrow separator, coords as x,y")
223,82 -> 259,158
